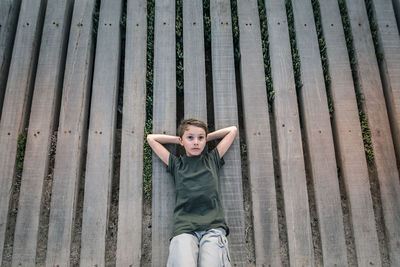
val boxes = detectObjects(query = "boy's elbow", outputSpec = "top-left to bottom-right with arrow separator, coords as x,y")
232,126 -> 238,135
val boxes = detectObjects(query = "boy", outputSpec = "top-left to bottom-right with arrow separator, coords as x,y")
147,118 -> 238,267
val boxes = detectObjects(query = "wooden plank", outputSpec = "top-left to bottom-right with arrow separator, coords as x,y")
183,0 -> 207,121
151,0 -> 176,265
11,0 -> 73,265
0,0 -> 22,117
116,0 -> 147,265
370,0 -> 400,165
265,0 -> 315,265
290,0 -> 348,265
345,0 -> 400,265
210,0 -> 246,265
318,0 -> 382,265
79,0 -> 122,265
236,0 -> 281,266
0,0 -> 45,263
44,0 -> 95,266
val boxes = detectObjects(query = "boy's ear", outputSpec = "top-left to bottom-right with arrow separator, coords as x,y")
178,137 -> 183,146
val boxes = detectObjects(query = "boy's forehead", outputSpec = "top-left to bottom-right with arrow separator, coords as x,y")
184,125 -> 206,135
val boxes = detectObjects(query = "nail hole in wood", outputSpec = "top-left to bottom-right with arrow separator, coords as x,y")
277,22 -> 280,25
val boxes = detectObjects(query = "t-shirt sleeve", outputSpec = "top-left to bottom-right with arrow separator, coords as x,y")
209,147 -> 225,170
166,153 -> 177,174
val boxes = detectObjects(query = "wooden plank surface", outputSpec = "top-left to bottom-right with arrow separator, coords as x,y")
291,0 -> 348,265
210,0 -> 246,265
45,0 -> 95,266
345,0 -> 400,265
79,0 -> 122,265
116,0 -> 147,266
11,0 -> 73,265
151,0 -> 176,266
0,0 -> 46,263
183,0 -> 207,121
370,0 -> 400,164
265,0 -> 315,265
237,0 -> 281,266
318,0 -> 382,265
0,0 -> 22,117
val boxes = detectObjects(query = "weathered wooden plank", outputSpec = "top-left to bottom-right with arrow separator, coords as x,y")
318,0 -> 382,266
369,0 -> 400,165
45,0 -> 95,266
0,0 -> 45,261
291,0 -> 348,265
151,0 -> 176,266
210,0 -> 246,265
183,0 -> 207,121
265,0 -> 315,265
10,0 -> 73,265
393,0 -> 400,29
79,0 -> 122,265
116,0 -> 147,266
345,0 -> 400,265
237,0 -> 281,266
0,0 -> 22,117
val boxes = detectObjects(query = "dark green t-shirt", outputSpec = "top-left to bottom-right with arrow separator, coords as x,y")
166,147 -> 229,238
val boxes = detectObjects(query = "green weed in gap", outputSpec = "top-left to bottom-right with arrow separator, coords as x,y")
230,0 -> 241,61
176,0 -> 184,95
143,0 -> 155,198
257,0 -> 274,104
16,132 -> 27,173
285,0 -> 303,92
364,0 -> 382,63
92,0 -> 100,38
311,0 -> 333,116
143,119 -> 153,199
338,0 -> 374,163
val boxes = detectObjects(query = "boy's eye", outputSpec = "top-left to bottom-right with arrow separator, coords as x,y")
199,136 -> 204,140
188,136 -> 193,140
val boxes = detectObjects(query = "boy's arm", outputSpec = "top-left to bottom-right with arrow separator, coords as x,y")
207,126 -> 238,158
146,134 -> 180,165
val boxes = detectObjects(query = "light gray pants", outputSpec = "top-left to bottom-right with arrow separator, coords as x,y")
166,228 -> 231,267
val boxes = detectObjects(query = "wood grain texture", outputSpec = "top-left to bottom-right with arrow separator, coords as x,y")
183,0 -> 207,122
318,0 -> 382,265
370,0 -> 400,165
345,0 -> 400,265
183,0 -> 207,121
291,0 -> 348,265
265,0 -> 315,266
237,0 -> 281,266
0,0 -> 45,260
79,0 -> 122,265
116,0 -> 147,266
210,0 -> 246,265
0,0 -> 22,116
151,0 -> 176,266
11,0 -> 73,265
45,0 -> 95,266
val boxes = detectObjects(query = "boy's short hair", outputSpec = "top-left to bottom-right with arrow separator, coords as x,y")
178,118 -> 208,138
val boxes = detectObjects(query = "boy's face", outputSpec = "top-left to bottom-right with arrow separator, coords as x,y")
179,125 -> 207,157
